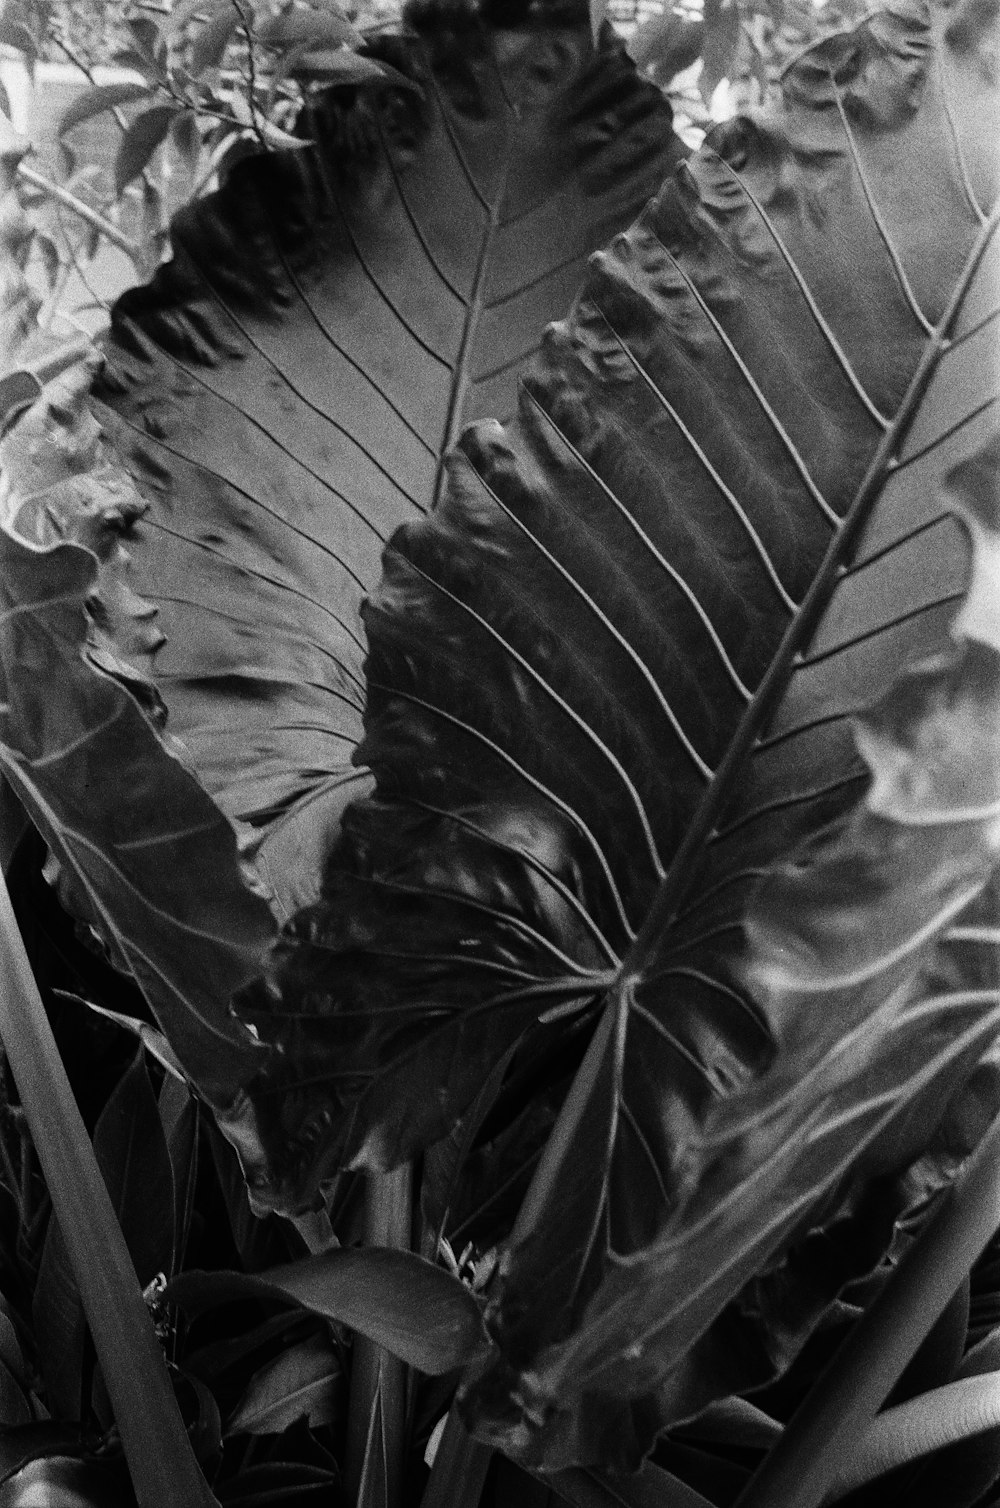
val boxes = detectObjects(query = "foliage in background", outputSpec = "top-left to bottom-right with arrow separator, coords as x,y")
0,0 -> 886,330
0,0 -> 408,316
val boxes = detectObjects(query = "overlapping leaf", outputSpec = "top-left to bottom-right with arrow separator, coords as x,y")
237,0 -> 997,1195
0,117 -> 274,1119
233,0 -> 1000,1465
0,5 -> 679,1135
91,3 -> 683,917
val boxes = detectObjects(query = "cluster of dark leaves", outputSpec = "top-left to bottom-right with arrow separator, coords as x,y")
0,826 -> 606,1505
4,832 -> 1000,1508
0,833 -> 346,1506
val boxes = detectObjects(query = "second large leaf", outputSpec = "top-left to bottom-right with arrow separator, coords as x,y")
235,0 -> 998,1207
93,3 -> 682,914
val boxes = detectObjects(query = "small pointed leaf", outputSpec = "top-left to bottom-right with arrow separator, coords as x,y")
255,10 -> 363,50
57,83 -> 151,139
227,1335 -> 344,1435
169,1247 -> 491,1375
115,105 -> 181,194
189,6 -> 242,77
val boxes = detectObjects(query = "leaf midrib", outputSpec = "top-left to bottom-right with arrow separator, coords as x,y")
433,147 -> 512,506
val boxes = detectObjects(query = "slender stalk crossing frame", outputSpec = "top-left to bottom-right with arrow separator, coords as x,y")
0,867 -> 218,1507
345,1163 -> 413,1508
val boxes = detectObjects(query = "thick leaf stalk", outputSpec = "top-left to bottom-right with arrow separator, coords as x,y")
345,1166 -> 413,1508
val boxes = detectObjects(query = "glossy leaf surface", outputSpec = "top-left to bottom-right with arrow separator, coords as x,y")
92,6 -> 683,918
238,0 -> 998,1195
234,0 -> 1000,1467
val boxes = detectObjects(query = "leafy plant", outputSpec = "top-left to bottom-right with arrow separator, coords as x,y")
0,0 -> 998,1504
4,0 -> 416,322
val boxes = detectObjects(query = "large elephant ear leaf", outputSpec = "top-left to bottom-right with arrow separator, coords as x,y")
92,2 -> 684,919
237,0 -> 997,1199
234,0 -> 1000,1441
0,122 -> 276,1136
0,5 -> 678,1142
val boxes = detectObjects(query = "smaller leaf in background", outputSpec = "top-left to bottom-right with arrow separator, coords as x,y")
135,178 -> 169,280
699,0 -> 742,102
185,1312 -> 317,1390
280,48 -> 403,86
169,110 -> 202,202
627,10 -> 706,88
672,1396 -> 781,1452
163,0 -> 227,35
227,1334 -> 344,1436
190,4 -> 243,79
254,118 -> 313,152
115,105 -> 181,195
126,15 -> 168,78
169,1247 -> 491,1375
0,0 -> 50,69
255,9 -> 363,51
93,1049 -> 176,1288
56,84 -> 151,141
56,994 -> 184,1082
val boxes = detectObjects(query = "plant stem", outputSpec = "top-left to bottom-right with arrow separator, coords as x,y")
17,163 -> 138,258
229,0 -> 267,152
345,1163 -> 413,1508
0,868 -> 218,1507
733,1106 -> 1000,1508
420,1408 -> 493,1508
